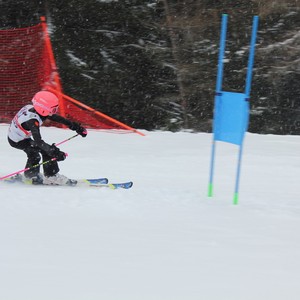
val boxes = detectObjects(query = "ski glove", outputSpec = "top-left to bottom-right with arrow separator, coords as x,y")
69,122 -> 87,137
49,144 -> 67,161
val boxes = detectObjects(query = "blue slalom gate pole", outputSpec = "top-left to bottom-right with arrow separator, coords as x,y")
245,16 -> 259,97
208,14 -> 228,197
234,144 -> 244,205
233,16 -> 259,205
216,14 -> 228,93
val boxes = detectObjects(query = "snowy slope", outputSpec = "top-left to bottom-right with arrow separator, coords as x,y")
0,124 -> 300,300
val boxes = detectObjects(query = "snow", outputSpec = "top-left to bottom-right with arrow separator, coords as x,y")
66,50 -> 87,67
0,123 -> 300,300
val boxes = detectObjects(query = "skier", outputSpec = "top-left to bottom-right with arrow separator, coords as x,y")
7,90 -> 87,185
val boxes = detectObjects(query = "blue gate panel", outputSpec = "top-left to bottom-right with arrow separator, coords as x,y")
214,91 -> 249,146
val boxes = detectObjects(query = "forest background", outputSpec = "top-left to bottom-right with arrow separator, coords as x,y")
1,0 -> 300,134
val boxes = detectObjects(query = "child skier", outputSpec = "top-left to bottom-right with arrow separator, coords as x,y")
7,90 -> 87,185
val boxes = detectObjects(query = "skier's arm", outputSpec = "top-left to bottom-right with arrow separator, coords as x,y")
49,114 -> 87,137
22,119 -> 66,161
48,114 -> 73,127
22,119 -> 53,152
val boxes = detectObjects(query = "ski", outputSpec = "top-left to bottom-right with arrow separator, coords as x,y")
2,174 -> 133,189
76,179 -> 133,189
78,178 -> 109,185
89,181 -> 133,190
3,175 -> 108,185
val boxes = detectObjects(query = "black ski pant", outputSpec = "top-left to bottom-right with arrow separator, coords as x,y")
8,137 -> 59,178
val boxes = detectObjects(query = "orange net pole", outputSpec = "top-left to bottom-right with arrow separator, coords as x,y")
40,16 -> 66,119
46,86 -> 145,136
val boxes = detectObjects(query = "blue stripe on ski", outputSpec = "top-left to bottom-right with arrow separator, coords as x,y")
88,181 -> 133,189
109,181 -> 133,189
86,178 -> 108,184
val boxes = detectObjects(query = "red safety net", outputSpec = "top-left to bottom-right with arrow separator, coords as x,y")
0,20 -> 143,135
0,23 -> 53,123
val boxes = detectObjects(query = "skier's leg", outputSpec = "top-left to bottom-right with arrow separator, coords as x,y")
41,151 -> 59,177
23,146 -> 41,178
8,138 -> 41,178
41,151 -> 72,185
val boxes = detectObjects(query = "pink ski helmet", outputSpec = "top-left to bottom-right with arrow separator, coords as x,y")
32,91 -> 59,116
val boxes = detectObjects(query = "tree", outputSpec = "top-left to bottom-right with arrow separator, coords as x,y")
0,0 -> 43,28
47,0 -> 178,130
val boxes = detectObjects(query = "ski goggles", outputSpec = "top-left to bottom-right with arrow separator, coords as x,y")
50,105 -> 59,115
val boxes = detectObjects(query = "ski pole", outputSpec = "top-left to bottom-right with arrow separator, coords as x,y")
0,134 -> 79,181
0,157 -> 61,181
55,133 -> 79,146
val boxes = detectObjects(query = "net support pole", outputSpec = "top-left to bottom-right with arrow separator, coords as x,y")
46,86 -> 145,136
40,16 -> 66,119
208,14 -> 228,197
